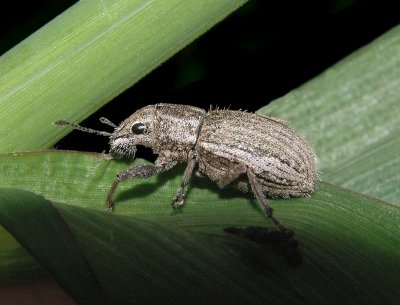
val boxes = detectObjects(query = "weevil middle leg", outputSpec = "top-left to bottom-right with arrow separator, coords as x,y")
172,151 -> 198,208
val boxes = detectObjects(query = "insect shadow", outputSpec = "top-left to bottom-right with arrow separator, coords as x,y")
113,162 -> 261,214
112,163 -> 184,203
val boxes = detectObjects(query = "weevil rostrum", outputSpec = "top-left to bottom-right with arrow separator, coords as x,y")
56,103 -> 316,232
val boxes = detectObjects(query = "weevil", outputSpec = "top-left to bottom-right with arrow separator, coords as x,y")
56,103 -> 316,232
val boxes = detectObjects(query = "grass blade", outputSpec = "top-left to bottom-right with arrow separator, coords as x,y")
0,179 -> 399,304
0,0 -> 247,152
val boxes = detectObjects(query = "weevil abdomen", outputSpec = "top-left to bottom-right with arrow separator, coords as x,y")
196,109 -> 315,197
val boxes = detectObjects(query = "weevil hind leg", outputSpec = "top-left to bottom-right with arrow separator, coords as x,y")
246,168 -> 290,234
217,163 -> 247,188
171,151 -> 198,208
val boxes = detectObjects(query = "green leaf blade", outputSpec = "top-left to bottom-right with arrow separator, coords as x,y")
0,0 -> 248,152
1,152 -> 400,304
1,180 -> 399,304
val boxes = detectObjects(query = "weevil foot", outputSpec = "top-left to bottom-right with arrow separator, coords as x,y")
171,198 -> 185,209
171,188 -> 186,208
105,199 -> 114,212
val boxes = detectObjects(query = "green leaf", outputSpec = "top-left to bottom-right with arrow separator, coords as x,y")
0,189 -> 108,305
258,25 -> 400,204
0,0 -> 248,152
0,153 -> 400,304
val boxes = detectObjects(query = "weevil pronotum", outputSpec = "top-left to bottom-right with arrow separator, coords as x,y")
56,103 -> 316,233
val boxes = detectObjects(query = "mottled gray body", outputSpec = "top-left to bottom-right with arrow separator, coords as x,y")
197,110 -> 314,198
56,103 -> 315,231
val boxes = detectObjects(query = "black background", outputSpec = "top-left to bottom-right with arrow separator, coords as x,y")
1,0 -> 399,160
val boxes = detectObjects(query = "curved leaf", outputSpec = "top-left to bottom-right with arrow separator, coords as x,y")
0,152 -> 400,304
0,0 -> 247,152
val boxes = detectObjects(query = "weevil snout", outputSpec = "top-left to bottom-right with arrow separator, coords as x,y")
109,136 -> 138,159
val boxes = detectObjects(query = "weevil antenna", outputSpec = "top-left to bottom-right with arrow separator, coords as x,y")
54,120 -> 113,137
99,117 -> 118,128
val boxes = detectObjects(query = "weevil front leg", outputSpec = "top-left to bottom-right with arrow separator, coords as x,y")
105,158 -> 177,210
171,151 -> 199,208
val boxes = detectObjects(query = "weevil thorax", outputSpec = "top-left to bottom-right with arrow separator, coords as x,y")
151,104 -> 206,161
110,105 -> 156,159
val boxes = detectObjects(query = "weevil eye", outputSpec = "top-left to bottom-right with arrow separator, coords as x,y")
131,122 -> 146,134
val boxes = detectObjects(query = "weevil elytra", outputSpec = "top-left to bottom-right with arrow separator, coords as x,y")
55,103 -> 316,232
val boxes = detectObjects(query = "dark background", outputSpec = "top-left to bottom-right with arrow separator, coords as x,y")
1,0 -> 399,160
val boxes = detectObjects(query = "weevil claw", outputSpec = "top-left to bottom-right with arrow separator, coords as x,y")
105,207 -> 113,213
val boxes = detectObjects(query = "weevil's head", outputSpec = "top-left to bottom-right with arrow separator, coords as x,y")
109,105 -> 156,159
54,105 -> 156,160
